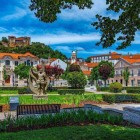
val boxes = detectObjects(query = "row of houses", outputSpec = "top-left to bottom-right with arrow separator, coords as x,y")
1,50 -> 140,87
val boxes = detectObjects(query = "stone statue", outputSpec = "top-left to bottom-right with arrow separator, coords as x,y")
28,67 -> 48,95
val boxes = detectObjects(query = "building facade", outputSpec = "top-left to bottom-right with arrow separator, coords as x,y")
8,36 -> 31,47
0,52 -> 39,86
109,56 -> 140,87
90,52 -> 121,65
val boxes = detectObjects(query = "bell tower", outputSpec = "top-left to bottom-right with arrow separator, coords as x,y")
71,51 -> 77,64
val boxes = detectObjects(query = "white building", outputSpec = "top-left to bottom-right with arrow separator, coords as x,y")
0,52 -> 39,86
91,52 -> 121,65
50,58 -> 67,71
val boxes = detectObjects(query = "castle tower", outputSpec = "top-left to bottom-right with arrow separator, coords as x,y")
8,36 -> 16,47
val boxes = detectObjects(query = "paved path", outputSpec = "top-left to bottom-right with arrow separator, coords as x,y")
0,111 -> 16,120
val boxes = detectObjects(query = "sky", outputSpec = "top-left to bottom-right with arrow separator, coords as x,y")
0,0 -> 140,58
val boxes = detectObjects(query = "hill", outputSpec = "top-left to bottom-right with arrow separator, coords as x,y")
0,42 -> 67,60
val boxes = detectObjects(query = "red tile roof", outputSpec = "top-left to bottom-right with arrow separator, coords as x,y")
0,52 -> 38,59
82,70 -> 91,76
84,62 -> 98,68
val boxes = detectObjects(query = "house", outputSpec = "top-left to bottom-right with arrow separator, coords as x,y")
0,52 -> 39,86
109,55 -> 140,86
8,36 -> 31,47
50,58 -> 67,71
90,52 -> 121,65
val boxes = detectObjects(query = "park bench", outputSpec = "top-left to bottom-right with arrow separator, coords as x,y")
0,105 -> 2,112
17,104 -> 61,118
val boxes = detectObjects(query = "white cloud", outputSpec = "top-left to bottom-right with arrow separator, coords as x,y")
31,32 -> 100,45
2,7 -> 27,21
0,27 -> 8,32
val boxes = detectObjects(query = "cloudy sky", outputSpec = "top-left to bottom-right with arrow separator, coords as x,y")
0,0 -> 140,58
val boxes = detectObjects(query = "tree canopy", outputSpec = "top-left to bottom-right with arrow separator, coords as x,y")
0,42 -> 67,60
30,0 -> 140,49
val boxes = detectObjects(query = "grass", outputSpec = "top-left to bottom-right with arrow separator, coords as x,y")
0,94 -> 103,105
0,90 -> 18,95
0,125 -> 140,140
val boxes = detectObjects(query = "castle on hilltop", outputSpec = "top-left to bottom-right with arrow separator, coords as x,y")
8,36 -> 31,47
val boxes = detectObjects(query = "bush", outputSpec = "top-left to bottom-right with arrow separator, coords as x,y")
109,82 -> 122,93
102,94 -> 140,103
0,110 -> 123,132
127,89 -> 140,94
58,89 -> 85,95
18,88 -> 32,94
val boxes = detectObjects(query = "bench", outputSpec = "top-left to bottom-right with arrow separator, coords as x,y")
0,105 -> 2,112
17,104 -> 61,118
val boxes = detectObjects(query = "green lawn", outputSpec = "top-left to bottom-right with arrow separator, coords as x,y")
0,94 -> 103,105
0,90 -> 18,95
1,125 -> 140,140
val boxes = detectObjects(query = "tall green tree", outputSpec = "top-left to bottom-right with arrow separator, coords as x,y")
30,0 -> 140,49
67,72 -> 87,89
122,67 -> 130,87
14,64 -> 31,83
90,66 -> 99,85
1,37 -> 8,43
85,57 -> 91,63
98,61 -> 114,86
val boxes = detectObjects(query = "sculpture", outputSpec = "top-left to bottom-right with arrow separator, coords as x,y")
28,66 -> 48,95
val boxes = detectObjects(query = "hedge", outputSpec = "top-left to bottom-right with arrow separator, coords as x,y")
97,87 -> 109,92
58,89 -> 85,95
127,89 -> 140,94
18,88 -> 32,94
102,94 -> 140,103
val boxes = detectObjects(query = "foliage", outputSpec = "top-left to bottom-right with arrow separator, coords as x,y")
102,94 -> 140,104
67,64 -> 81,72
1,37 -> 8,43
30,0 -> 140,49
3,66 -> 9,80
37,64 -> 64,79
0,110 -> 123,132
98,61 -> 114,85
109,82 -> 122,93
14,64 -> 31,79
85,57 -> 91,63
97,87 -> 109,92
90,66 -> 99,84
67,72 -> 87,89
58,89 -> 85,95
122,67 -> 130,87
127,89 -> 140,94
0,42 -> 67,60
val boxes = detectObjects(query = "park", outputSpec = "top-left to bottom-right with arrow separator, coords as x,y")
0,0 -> 140,140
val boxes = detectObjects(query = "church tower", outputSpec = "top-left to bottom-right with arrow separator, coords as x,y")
71,50 -> 77,64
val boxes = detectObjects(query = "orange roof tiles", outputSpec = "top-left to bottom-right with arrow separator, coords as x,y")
111,54 -> 121,60
85,62 -> 98,68
0,52 -> 38,59
82,70 -> 91,76
123,58 -> 140,64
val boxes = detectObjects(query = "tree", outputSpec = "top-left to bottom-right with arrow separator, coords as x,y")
67,72 -> 87,89
98,61 -> 114,86
2,37 -> 8,43
14,64 -> 31,81
90,66 -> 99,85
30,0 -> 140,49
67,64 -> 81,72
3,66 -> 9,80
122,67 -> 130,87
85,57 -> 91,63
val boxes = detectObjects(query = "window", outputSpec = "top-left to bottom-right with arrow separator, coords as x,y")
138,80 -> 140,86
27,60 -> 30,66
138,69 -> 140,76
24,61 -> 26,65
15,61 -> 18,66
5,60 -> 10,65
31,62 -> 33,66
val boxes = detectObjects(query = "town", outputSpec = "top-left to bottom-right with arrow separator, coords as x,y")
0,0 -> 140,140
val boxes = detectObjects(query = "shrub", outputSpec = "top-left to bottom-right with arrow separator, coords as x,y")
109,82 -> 122,93
18,88 -> 32,94
102,94 -> 140,103
127,89 -> 140,94
0,110 -> 123,132
58,89 -> 85,95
